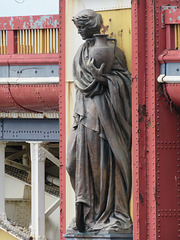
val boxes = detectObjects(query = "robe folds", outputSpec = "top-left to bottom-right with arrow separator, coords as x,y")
67,40 -> 132,232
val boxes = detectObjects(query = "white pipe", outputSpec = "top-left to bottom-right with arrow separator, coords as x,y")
157,74 -> 180,83
163,76 -> 180,83
46,175 -> 59,187
157,74 -> 165,83
0,77 -> 59,85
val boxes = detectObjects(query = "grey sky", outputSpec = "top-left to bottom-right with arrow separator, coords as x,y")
0,0 -> 59,17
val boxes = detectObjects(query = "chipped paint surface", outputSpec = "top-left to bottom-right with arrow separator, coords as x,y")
165,8 -> 180,24
0,15 -> 59,30
161,5 -> 177,28
98,9 -> 132,72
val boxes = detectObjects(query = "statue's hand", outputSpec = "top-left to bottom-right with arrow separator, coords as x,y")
87,58 -> 107,87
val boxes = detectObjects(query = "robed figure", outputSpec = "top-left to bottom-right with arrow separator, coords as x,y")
66,9 -> 132,234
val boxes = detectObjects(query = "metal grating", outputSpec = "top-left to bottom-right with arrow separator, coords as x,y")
17,29 -> 59,54
45,182 -> 59,197
5,165 -> 59,197
5,165 -> 29,183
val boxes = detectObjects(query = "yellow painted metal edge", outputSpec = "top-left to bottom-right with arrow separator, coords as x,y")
0,229 -> 19,240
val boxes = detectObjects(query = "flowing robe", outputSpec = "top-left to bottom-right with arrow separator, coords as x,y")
67,40 -> 132,232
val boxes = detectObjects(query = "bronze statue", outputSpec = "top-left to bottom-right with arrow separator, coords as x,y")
66,9 -> 132,234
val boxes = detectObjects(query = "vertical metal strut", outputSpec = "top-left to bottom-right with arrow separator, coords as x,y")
30,142 -> 46,240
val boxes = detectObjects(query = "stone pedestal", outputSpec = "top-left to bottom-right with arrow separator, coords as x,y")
64,233 -> 133,240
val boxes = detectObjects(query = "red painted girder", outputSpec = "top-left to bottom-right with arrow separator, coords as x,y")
158,50 -> 180,63
0,53 -> 58,66
132,0 -> 156,239
145,1 -> 156,239
165,8 -> 180,24
132,0 -> 147,239
166,84 -> 180,107
155,1 -> 180,239
0,85 -> 23,111
7,31 -> 17,55
59,0 -> 66,239
0,84 -> 59,112
0,15 -> 59,30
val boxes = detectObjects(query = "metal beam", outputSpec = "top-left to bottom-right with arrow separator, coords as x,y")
41,147 -> 59,166
59,0 -> 66,239
0,142 -> 7,221
132,0 -> 156,239
5,159 -> 30,172
30,142 -> 46,240
45,198 -> 60,219
6,148 -> 28,161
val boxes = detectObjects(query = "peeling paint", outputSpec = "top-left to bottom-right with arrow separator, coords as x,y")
9,17 -> 14,29
101,24 -> 109,34
3,23 -> 7,29
139,104 -> 146,122
0,15 -> 59,30
139,193 -> 143,203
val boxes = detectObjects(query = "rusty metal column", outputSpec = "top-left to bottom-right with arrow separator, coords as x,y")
30,142 -> 46,240
0,142 -> 7,222
59,0 -> 66,239
132,0 -> 156,239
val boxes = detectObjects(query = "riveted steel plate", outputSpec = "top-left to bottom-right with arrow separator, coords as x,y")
161,5 -> 177,28
10,65 -> 59,78
0,66 -> 8,77
166,63 -> 180,76
2,119 -> 59,142
160,63 -> 165,74
156,1 -> 180,239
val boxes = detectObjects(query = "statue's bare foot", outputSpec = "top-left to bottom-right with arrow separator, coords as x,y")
76,202 -> 85,232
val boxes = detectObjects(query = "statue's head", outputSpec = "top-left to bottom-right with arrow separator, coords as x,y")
72,9 -> 102,40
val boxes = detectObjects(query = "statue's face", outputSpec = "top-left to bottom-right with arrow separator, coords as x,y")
76,23 -> 94,40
